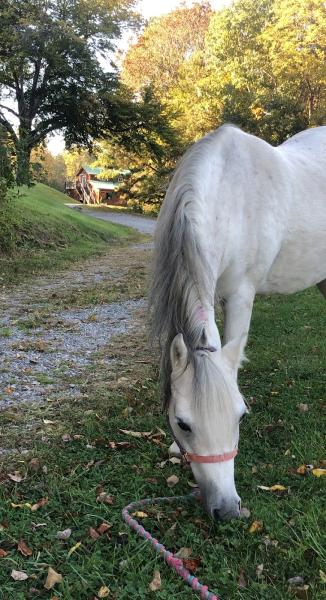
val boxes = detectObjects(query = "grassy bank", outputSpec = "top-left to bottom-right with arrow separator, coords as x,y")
0,183 -> 143,284
0,241 -> 325,599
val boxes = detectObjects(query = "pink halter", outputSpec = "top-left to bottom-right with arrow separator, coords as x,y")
182,447 -> 238,464
166,413 -> 238,464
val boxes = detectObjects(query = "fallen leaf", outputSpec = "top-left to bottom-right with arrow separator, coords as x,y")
18,539 -> 32,557
256,564 -> 264,577
61,433 -> 72,442
67,541 -> 81,557
0,548 -> 8,557
97,585 -> 110,598
31,497 -> 48,511
132,511 -> 148,519
89,527 -> 100,540
296,465 -> 308,475
249,520 -> 263,534
257,484 -> 287,493
319,570 -> 326,584
11,502 -> 32,509
97,522 -> 112,535
44,567 -> 63,590
240,507 -> 251,519
31,522 -> 47,530
149,569 -> 161,591
183,557 -> 201,572
288,576 -> 305,586
237,569 -> 247,588
8,471 -> 23,483
175,547 -> 192,559
56,528 -> 72,540
297,403 -> 309,413
119,429 -> 152,438
269,484 -> 287,492
43,419 -> 56,425
263,535 -> 278,548
108,441 -> 132,450
187,480 -> 199,488
166,475 -> 179,487
11,569 -> 28,581
169,457 -> 181,465
96,492 -> 114,505
312,468 -> 326,477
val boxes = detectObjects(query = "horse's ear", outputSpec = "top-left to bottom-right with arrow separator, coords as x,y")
170,334 -> 188,372
222,335 -> 247,373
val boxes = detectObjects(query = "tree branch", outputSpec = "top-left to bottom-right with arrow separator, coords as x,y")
0,103 -> 19,119
0,111 -> 18,144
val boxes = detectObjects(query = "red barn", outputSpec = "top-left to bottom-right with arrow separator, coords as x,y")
65,165 -> 129,205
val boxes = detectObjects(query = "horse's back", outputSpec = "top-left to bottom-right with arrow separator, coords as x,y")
260,127 -> 326,294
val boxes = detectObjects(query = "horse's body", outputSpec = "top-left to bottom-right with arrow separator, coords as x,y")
150,125 -> 326,520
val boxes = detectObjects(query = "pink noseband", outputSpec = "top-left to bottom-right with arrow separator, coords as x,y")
183,447 -> 238,464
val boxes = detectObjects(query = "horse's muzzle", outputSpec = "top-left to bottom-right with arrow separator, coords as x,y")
212,500 -> 241,521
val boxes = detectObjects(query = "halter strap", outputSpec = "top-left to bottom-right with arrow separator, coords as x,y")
166,414 -> 237,465
183,447 -> 238,464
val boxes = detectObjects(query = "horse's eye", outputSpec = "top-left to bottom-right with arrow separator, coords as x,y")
177,420 -> 192,433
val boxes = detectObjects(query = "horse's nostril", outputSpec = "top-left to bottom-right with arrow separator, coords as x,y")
213,508 -> 221,522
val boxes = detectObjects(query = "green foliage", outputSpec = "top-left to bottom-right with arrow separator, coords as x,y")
0,0 -> 140,184
122,0 -> 325,158
31,146 -> 67,191
93,88 -> 183,208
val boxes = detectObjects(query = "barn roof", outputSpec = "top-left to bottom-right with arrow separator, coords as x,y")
91,180 -> 116,191
76,165 -> 103,176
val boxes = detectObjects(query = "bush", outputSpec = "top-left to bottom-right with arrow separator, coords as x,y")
0,179 -> 20,253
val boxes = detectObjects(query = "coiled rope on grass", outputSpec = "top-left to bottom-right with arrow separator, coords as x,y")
122,492 -> 219,600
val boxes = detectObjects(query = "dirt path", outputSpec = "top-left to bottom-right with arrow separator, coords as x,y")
0,244 -> 151,417
65,204 -> 157,235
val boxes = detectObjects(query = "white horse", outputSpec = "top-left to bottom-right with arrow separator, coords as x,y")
150,124 -> 326,521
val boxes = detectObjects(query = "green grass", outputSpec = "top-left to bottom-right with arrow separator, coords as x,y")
0,183 -> 143,284
0,284 -> 325,599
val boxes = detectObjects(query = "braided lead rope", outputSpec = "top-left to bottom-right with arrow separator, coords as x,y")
122,492 -> 219,600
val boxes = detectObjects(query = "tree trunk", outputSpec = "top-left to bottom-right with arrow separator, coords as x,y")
16,142 -> 32,186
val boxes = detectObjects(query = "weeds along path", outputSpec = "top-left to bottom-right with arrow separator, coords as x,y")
0,243 -> 151,421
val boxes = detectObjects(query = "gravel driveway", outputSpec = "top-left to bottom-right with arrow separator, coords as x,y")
0,244 -> 150,418
66,204 -> 156,235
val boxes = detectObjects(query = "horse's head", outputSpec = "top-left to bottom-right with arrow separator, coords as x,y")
168,333 -> 248,521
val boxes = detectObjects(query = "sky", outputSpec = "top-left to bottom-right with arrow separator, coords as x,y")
47,0 -> 230,155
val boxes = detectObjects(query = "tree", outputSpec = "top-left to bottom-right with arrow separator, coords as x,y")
0,126 -> 14,188
63,148 -> 94,180
0,0 -> 139,185
122,2 -> 212,97
122,2 -> 213,145
261,0 -> 326,125
31,146 -> 67,190
92,87 -> 182,209
201,0 -> 324,143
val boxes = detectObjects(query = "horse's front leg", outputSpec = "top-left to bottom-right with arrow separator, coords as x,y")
222,283 -> 255,367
